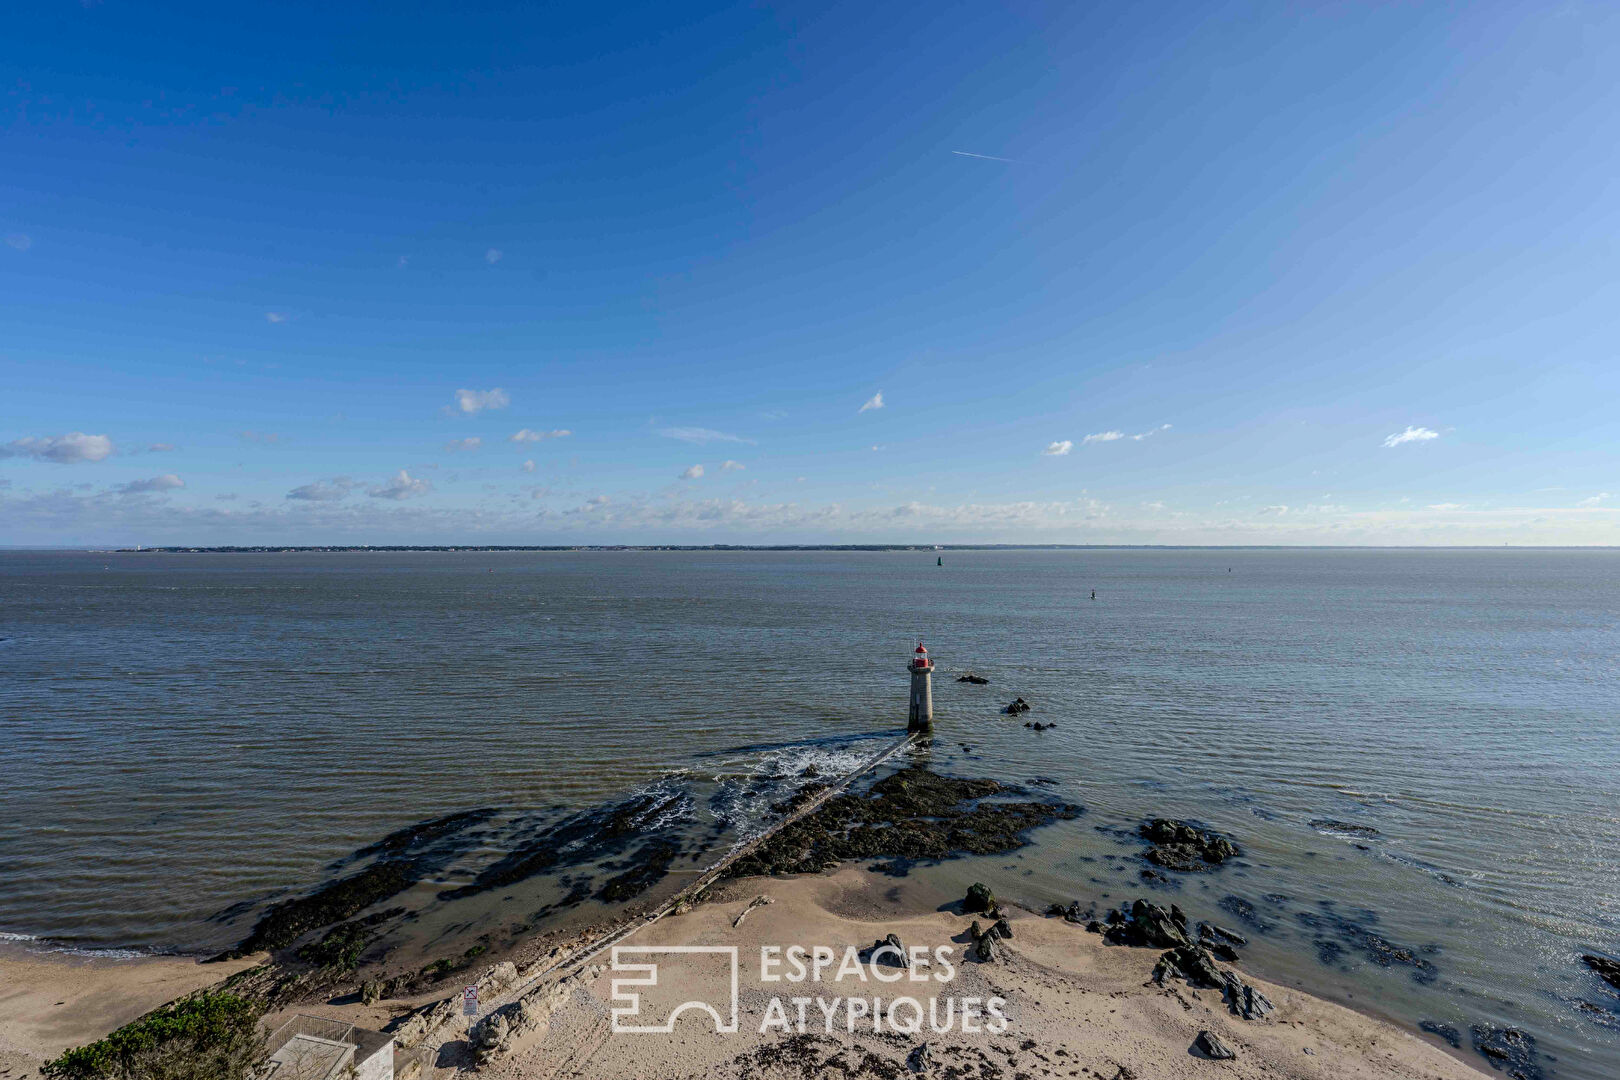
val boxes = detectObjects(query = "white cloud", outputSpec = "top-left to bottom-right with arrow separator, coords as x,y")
1083,423 -> 1170,445
113,474 -> 183,495
369,470 -> 432,500
858,391 -> 885,413
509,427 -> 571,443
287,478 -> 356,502
484,248 -> 503,264
6,234 -> 32,251
238,430 -> 280,444
454,388 -> 510,414
1383,426 -> 1440,448
720,460 -> 745,472
1427,502 -> 1465,511
1258,505 -> 1289,515
655,427 -> 754,445
522,459 -> 537,473
1142,501 -> 1166,510
1042,440 -> 1073,456
264,311 -> 288,323
444,437 -> 482,452
680,464 -> 704,480
0,432 -> 115,464
1577,493 -> 1610,507
528,486 -> 552,499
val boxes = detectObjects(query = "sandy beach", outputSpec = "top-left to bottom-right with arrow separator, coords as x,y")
0,946 -> 261,1078
451,866 -> 1491,1079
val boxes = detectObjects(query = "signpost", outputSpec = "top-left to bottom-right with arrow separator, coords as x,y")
463,985 -> 479,1017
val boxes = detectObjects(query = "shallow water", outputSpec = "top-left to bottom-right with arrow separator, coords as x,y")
1,548 -> 1617,1077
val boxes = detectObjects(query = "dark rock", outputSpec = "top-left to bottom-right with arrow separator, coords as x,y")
1470,1024 -> 1546,1080
1162,944 -> 1224,989
1420,1021 -> 1462,1049
864,933 -> 909,968
1005,697 -> 1031,715
1139,819 -> 1239,872
906,1043 -> 933,1073
1104,899 -> 1190,949
724,766 -> 1081,879
1582,953 -> 1620,992
1194,1030 -> 1237,1060
993,917 -> 1013,941
1295,908 -> 1438,984
957,674 -> 990,684
1221,971 -> 1274,1020
1201,923 -> 1248,947
596,839 -> 679,902
1308,819 -> 1381,838
964,882 -> 998,915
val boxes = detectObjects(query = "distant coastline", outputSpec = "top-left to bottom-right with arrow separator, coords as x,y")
85,543 -> 1620,553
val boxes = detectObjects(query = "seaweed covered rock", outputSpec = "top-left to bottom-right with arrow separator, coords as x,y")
1470,1024 -> 1546,1080
723,766 -> 1081,879
1139,819 -> 1239,872
964,882 -> 997,915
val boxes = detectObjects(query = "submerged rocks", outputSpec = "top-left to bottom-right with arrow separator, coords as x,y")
1308,818 -> 1381,839
956,674 -> 990,684
964,882 -> 998,915
1139,819 -> 1239,872
1583,953 -> 1620,992
1194,1030 -> 1237,1060
1470,1024 -> 1546,1080
724,766 -> 1081,878
1420,1021 -> 1463,1049
1004,697 -> 1031,715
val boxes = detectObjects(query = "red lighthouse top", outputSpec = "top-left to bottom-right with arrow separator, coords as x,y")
911,642 -> 933,670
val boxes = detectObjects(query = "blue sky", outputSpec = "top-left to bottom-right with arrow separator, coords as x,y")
3,1 -> 1617,545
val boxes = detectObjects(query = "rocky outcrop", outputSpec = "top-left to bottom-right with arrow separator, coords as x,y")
1194,1030 -> 1237,1060
1139,819 -> 1239,872
1104,900 -> 1190,949
863,933 -> 908,968
956,674 -> 989,684
1004,697 -> 1031,714
1583,953 -> 1620,992
1220,970 -> 1274,1020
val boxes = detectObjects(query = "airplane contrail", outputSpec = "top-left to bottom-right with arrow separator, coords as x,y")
951,150 -> 1020,163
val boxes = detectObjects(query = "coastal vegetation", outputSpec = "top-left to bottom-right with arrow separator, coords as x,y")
41,991 -> 266,1080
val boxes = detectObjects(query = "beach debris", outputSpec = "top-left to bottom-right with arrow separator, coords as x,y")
1194,1030 -> 1237,1060
1583,953 -> 1620,992
907,1042 -> 935,1072
1138,819 -> 1239,872
1470,1024 -> 1547,1080
863,933 -> 909,968
732,894 -> 774,928
1005,697 -> 1031,714
1220,970 -> 1275,1020
1420,1021 -> 1463,1048
964,882 -> 998,915
957,673 -> 990,684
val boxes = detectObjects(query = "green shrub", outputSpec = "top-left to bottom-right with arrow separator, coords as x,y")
42,991 -> 267,1080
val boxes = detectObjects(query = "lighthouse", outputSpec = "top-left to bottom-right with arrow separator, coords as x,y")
908,643 -> 934,733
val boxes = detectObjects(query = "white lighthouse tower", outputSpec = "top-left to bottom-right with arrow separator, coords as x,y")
908,642 -> 934,733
